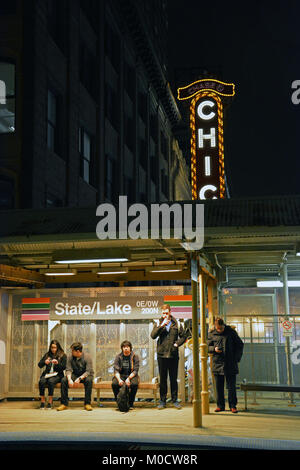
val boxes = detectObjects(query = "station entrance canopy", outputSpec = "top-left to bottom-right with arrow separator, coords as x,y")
0,196 -> 300,287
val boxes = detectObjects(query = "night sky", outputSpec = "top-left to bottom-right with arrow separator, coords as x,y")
167,0 -> 300,198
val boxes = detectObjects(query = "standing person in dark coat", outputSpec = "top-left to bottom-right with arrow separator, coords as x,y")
38,340 -> 66,409
151,304 -> 187,410
57,342 -> 94,411
207,317 -> 244,413
112,340 -> 140,410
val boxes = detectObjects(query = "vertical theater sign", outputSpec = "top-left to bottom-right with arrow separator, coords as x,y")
177,79 -> 235,200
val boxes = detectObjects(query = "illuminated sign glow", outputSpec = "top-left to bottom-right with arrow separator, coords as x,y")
177,78 -> 235,101
191,91 -> 225,199
178,79 -> 235,200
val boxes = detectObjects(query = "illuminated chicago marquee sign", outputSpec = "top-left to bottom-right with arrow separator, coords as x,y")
177,79 -> 235,200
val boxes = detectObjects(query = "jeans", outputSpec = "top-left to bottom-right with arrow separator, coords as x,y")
112,376 -> 139,406
157,357 -> 179,403
60,374 -> 93,405
39,375 -> 62,396
214,374 -> 237,409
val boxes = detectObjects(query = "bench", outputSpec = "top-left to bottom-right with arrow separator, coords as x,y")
240,382 -> 300,410
93,379 -> 159,406
35,382 -> 97,404
35,377 -> 159,406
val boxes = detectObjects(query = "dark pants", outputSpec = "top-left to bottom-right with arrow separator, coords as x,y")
39,375 -> 62,396
214,374 -> 237,409
60,374 -> 93,405
112,376 -> 139,407
157,357 -> 179,403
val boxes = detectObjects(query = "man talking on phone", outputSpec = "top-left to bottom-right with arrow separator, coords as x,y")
151,304 -> 187,409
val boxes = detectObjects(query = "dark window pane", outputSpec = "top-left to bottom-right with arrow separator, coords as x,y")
79,127 -> 95,186
47,123 -> 55,150
47,0 -> 66,53
79,41 -> 97,100
80,0 -> 98,31
83,159 -> 90,183
105,83 -> 119,130
105,23 -> 120,72
0,176 -> 14,208
47,90 -> 56,125
47,90 -> 59,153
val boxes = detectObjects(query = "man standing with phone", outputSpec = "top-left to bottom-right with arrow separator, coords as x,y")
151,304 -> 187,410
208,317 -> 244,413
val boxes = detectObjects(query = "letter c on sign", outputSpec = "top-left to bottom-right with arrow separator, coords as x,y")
197,100 -> 215,120
199,185 -> 217,200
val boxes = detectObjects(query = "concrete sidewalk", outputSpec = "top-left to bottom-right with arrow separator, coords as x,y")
0,399 -> 300,449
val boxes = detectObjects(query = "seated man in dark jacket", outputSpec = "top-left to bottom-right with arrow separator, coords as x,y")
207,317 -> 244,413
57,342 -> 94,411
151,304 -> 187,410
112,340 -> 140,409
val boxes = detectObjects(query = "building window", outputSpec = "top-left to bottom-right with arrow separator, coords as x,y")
161,168 -> 168,198
150,113 -> 157,141
124,62 -> 135,100
47,89 -> 60,154
80,41 -> 97,100
139,138 -> 148,171
124,176 -> 135,204
105,155 -> 118,203
80,0 -> 98,32
105,83 -> 119,130
160,131 -> 168,161
150,153 -> 157,182
79,127 -> 95,186
0,174 -> 14,208
47,0 -> 66,53
124,115 -> 135,152
0,61 -> 15,134
138,92 -> 147,123
105,23 -> 120,73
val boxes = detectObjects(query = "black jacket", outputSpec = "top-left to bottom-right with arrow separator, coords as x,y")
151,316 -> 186,359
114,352 -> 140,378
38,352 -> 67,378
207,325 -> 244,375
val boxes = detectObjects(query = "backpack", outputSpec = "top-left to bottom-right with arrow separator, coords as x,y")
117,383 -> 130,412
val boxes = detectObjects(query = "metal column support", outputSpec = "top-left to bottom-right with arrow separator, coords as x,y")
200,272 -> 209,414
282,262 -> 294,404
191,260 -> 202,427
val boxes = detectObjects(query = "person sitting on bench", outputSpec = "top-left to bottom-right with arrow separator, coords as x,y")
112,340 -> 140,410
38,340 -> 66,409
57,342 -> 94,411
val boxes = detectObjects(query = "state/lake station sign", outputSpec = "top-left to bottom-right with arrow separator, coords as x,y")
21,295 -> 192,321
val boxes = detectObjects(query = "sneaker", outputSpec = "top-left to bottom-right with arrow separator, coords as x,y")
57,405 -> 68,411
231,407 -> 238,414
46,403 -> 53,409
172,401 -> 182,410
84,404 -> 93,411
39,402 -> 45,409
157,401 -> 166,410
214,407 -> 225,412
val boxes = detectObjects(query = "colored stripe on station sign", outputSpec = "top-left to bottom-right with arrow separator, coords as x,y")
164,295 -> 192,319
21,298 -> 50,321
